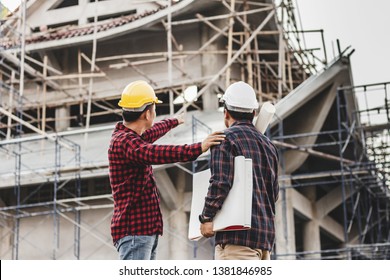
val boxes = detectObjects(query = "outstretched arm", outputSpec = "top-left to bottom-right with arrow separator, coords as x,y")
142,118 -> 179,143
125,130 -> 225,165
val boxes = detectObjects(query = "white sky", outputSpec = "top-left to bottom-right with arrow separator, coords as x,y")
295,0 -> 389,122
296,0 -> 390,87
1,0 -> 20,12
2,0 -> 389,88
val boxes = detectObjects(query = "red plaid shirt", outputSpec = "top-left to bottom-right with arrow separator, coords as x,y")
108,119 -> 202,244
202,120 -> 279,251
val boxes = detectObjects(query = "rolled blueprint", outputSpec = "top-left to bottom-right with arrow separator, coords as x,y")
255,101 -> 276,133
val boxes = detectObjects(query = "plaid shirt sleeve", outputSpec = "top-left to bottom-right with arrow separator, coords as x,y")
123,118 -> 202,165
142,118 -> 179,143
201,138 -> 235,219
124,138 -> 202,165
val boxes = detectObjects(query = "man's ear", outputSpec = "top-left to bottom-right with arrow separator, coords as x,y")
143,109 -> 151,121
224,109 -> 230,120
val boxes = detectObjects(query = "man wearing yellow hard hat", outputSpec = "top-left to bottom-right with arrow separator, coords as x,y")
108,80 -> 225,260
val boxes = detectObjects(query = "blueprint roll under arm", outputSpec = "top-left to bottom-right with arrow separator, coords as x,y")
254,101 -> 276,133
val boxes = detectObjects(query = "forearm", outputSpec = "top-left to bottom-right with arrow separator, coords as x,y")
202,144 -> 234,219
127,142 -> 203,165
142,118 -> 178,143
201,182 -> 230,219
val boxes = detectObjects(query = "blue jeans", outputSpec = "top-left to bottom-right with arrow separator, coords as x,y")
115,235 -> 159,260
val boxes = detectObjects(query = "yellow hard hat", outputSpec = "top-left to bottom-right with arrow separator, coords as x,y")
118,80 -> 162,111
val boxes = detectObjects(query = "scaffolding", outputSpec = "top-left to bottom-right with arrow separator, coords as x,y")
0,0 -> 389,259
0,0 -> 323,136
272,81 -> 390,259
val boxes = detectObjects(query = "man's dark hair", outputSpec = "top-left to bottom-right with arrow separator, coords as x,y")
122,103 -> 153,122
224,104 -> 254,121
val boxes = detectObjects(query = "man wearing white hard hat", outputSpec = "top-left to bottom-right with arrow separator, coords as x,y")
199,81 -> 279,260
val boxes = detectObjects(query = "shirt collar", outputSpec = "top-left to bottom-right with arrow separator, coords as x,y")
230,119 -> 253,127
116,121 -> 136,134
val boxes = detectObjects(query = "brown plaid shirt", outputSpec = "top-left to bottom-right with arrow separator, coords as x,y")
202,120 -> 279,251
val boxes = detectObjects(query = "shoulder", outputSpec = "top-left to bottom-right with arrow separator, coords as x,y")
224,124 -> 244,136
263,137 -> 279,158
112,128 -> 140,147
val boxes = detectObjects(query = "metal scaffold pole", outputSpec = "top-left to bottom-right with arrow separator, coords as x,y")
52,138 -> 60,259
11,0 -> 27,260
167,0 -> 173,116
74,143 -> 81,259
336,89 -> 350,258
12,144 -> 21,260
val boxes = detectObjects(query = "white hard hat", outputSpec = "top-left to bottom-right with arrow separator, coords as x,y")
221,81 -> 259,113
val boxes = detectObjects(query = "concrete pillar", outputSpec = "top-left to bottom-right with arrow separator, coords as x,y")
303,220 -> 321,259
200,24 -> 219,111
301,186 -> 321,259
169,207 -> 188,259
275,186 -> 296,259
55,106 -> 70,132
0,198 -> 12,259
168,170 -> 188,259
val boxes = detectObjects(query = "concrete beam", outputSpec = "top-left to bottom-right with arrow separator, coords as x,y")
291,188 -> 314,220
282,81 -> 340,173
316,185 -> 356,219
289,185 -> 348,247
154,169 -> 179,211
267,58 -> 352,128
275,188 -> 296,259
320,215 -> 345,242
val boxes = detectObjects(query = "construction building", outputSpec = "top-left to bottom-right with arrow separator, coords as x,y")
0,0 -> 389,260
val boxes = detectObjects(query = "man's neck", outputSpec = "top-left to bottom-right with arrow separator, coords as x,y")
123,121 -> 145,135
227,118 -> 236,127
